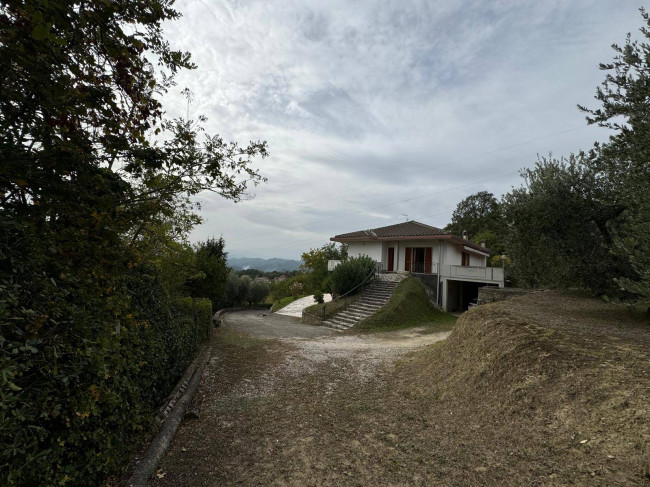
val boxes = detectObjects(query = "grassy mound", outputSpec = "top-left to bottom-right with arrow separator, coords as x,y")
385,294 -> 650,484
355,276 -> 456,332
303,292 -> 361,320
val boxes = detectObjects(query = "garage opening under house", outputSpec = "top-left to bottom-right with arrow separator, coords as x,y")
330,221 -> 505,312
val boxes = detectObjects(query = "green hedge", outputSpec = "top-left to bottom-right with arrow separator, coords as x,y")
171,297 -> 213,345
330,256 -> 376,295
0,223 -> 213,486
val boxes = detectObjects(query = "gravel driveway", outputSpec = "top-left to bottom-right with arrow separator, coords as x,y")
151,313 -> 451,487
220,309 -> 336,339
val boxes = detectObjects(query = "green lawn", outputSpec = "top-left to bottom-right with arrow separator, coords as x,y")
354,277 -> 456,333
303,293 -> 362,320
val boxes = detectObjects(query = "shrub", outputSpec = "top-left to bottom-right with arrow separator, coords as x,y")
314,292 -> 325,304
330,256 -> 376,296
320,276 -> 332,294
248,280 -> 270,305
222,272 -> 251,307
0,224 -> 213,486
270,274 -> 311,301
290,281 -> 304,298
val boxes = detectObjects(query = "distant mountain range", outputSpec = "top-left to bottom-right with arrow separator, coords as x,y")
227,257 -> 302,272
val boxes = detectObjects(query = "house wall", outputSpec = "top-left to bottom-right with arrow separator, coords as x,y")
445,241 -> 487,267
470,252 -> 486,267
444,242 -> 463,266
347,241 -> 383,262
346,239 -> 486,271
395,240 -> 441,271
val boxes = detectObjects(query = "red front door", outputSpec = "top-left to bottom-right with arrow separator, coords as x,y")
387,247 -> 394,271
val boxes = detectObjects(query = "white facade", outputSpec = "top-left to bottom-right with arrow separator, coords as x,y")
347,241 -> 383,262
348,239 -> 487,271
344,238 -> 501,312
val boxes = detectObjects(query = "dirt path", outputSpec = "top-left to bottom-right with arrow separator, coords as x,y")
148,293 -> 650,486
148,314 -> 450,486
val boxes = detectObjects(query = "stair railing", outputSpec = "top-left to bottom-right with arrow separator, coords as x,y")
322,268 -> 377,319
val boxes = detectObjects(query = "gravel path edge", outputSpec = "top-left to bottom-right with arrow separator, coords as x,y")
126,342 -> 212,486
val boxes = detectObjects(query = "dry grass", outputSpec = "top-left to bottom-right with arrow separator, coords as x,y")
148,291 -> 650,486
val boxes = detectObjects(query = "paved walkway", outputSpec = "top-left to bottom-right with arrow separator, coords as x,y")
274,294 -> 332,317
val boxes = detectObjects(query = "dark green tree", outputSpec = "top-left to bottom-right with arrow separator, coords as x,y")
0,0 -> 266,484
501,155 -> 623,292
578,8 -> 650,306
301,242 -> 348,293
445,191 -> 505,252
223,272 -> 251,307
248,279 -> 270,305
188,237 -> 229,308
330,256 -> 375,296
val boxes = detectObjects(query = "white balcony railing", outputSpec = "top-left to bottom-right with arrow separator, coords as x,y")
438,265 -> 504,284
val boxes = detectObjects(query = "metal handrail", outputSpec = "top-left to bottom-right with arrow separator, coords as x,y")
321,268 -> 377,320
336,268 -> 376,300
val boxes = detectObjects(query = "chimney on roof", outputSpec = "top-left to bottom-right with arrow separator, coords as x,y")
462,230 -> 468,240
481,240 -> 486,248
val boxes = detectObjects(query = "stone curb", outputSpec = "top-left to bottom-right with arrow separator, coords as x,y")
212,306 -> 271,326
127,343 -> 212,486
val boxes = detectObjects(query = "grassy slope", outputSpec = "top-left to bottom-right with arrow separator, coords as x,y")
303,293 -> 361,320
270,294 -> 308,312
386,293 -> 650,484
354,276 -> 456,333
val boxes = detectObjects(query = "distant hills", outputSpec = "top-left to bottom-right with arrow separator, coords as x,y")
227,257 -> 302,272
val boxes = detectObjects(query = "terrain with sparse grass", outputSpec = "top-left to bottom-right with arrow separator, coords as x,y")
354,276 -> 456,333
303,292 -> 361,320
148,291 -> 650,486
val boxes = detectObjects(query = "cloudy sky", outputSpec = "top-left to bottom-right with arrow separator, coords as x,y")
161,0 -> 642,259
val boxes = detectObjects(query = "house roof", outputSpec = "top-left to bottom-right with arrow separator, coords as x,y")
331,221 -> 491,254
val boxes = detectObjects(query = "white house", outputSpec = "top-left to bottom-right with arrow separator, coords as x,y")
330,221 -> 505,312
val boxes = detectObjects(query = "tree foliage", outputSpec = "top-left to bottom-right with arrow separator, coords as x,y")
578,8 -> 650,305
501,155 -> 625,292
223,272 -> 251,307
445,191 -> 505,253
444,11 -> 650,303
0,0 -> 266,484
301,242 -> 348,293
248,280 -> 270,305
330,256 -> 376,296
188,237 -> 229,308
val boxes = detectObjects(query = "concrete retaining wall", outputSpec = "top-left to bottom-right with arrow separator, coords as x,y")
478,287 -> 533,305
302,309 -> 324,325
411,274 -> 439,307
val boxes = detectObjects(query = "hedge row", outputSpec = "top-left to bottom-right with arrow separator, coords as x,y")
0,223 -> 213,486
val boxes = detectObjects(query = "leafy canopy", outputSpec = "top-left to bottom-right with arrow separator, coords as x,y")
301,242 -> 348,293
445,191 -> 504,253
0,0 -> 267,484
578,8 -> 650,305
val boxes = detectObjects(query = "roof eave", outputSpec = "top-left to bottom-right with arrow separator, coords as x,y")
331,234 -> 492,254
331,235 -> 451,242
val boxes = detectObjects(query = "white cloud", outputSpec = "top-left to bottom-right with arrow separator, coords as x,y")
160,0 -> 642,258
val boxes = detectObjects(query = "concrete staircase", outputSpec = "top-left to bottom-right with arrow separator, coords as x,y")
322,274 -> 405,331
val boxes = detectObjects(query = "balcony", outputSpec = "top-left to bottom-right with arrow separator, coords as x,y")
407,261 -> 438,274
439,265 -> 504,284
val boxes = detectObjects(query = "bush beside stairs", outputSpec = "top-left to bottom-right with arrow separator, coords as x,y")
322,275 -> 405,330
